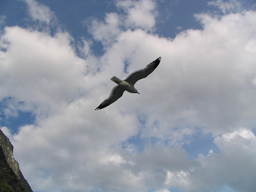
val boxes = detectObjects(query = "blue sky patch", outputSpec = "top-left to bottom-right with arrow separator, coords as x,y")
0,97 -> 35,134
183,129 -> 219,159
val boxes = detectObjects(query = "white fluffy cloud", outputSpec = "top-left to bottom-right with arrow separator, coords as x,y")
89,13 -> 121,46
1,1 -> 256,192
0,27 -> 86,116
117,0 -> 157,30
88,0 -> 157,46
14,98 -> 140,192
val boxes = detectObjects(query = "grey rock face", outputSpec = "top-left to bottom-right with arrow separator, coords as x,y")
0,129 -> 33,192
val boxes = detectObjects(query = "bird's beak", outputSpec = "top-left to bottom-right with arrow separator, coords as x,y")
137,91 -> 140,94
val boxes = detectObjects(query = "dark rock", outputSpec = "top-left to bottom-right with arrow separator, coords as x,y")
0,129 -> 33,192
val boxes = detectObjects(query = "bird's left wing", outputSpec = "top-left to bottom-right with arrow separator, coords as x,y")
125,57 -> 161,85
95,85 -> 125,110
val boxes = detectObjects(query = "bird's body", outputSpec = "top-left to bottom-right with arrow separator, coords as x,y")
95,57 -> 161,110
112,77 -> 139,93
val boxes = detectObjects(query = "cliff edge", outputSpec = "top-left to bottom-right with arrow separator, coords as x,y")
0,129 -> 33,192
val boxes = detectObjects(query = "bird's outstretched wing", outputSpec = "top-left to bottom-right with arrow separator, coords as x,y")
125,57 -> 161,85
95,85 -> 125,110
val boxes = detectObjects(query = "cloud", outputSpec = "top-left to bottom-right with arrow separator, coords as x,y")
1,1 -> 256,192
208,0 -> 242,14
156,189 -> 170,192
0,27 -> 86,116
87,0 -> 157,46
25,0 -> 55,25
170,129 -> 256,192
125,145 -> 196,190
88,13 -> 121,46
116,0 -> 157,30
14,98 -> 140,192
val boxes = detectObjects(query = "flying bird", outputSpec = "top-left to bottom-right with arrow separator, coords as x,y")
95,57 -> 161,110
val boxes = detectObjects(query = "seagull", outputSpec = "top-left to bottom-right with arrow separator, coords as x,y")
95,57 -> 161,110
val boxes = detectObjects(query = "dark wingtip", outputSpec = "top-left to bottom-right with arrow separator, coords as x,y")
95,103 -> 107,110
153,56 -> 161,68
95,106 -> 101,110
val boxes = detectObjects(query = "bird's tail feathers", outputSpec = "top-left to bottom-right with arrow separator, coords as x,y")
111,76 -> 122,84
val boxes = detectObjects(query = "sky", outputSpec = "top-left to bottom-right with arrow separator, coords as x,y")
0,0 -> 256,192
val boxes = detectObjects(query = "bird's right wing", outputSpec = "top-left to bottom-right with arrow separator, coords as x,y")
125,57 -> 161,85
95,85 -> 125,110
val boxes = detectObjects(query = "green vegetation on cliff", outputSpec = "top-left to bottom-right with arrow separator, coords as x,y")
0,181 -> 15,192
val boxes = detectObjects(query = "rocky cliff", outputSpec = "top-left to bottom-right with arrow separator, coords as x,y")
0,129 -> 33,192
